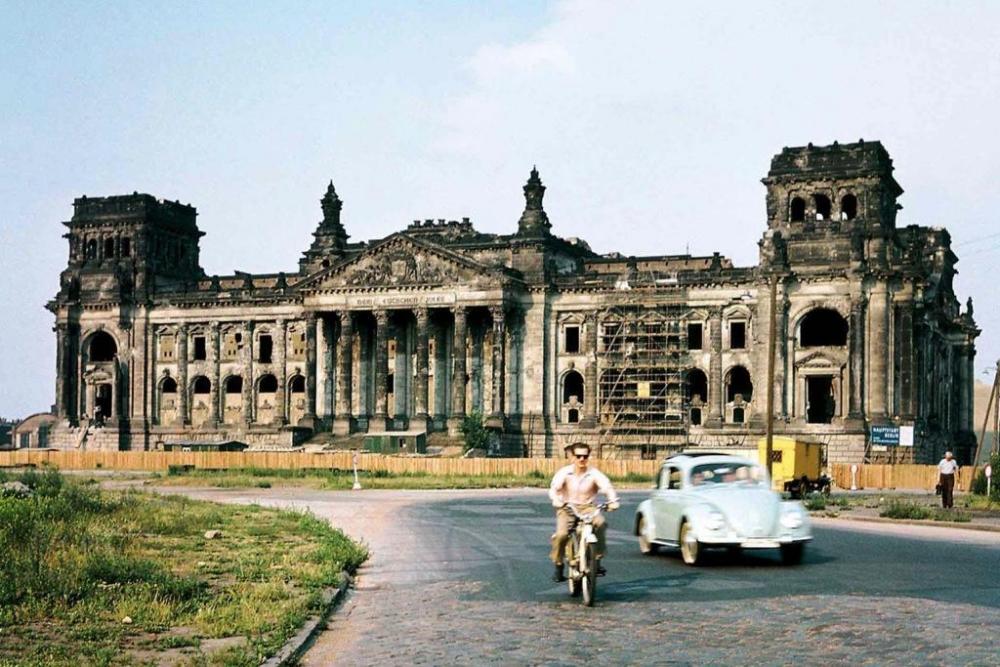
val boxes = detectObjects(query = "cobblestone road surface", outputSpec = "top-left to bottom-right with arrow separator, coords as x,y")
159,487 -> 1000,666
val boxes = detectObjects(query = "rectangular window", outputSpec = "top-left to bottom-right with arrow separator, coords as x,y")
159,335 -> 176,361
193,336 -> 207,361
291,331 -> 306,359
565,326 -> 580,353
120,238 -> 131,257
730,321 -> 746,349
687,323 -> 703,350
258,335 -> 273,363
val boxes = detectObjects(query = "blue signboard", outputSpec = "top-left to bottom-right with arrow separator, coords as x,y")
870,425 -> 900,446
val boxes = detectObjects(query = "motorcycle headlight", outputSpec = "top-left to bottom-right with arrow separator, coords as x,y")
780,509 -> 804,529
705,511 -> 725,531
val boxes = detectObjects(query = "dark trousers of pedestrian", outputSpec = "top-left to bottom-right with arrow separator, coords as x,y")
939,473 -> 955,508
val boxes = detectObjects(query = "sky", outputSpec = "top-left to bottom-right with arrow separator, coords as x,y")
2,0 -> 1000,418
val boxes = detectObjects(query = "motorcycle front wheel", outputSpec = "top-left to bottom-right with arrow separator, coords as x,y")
582,543 -> 597,606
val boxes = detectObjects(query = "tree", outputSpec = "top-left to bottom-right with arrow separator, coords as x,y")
460,411 -> 489,453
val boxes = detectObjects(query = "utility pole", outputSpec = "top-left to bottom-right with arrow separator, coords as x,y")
974,360 -> 999,464
765,274 -> 778,478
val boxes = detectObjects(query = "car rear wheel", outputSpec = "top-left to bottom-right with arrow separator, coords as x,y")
638,515 -> 658,555
679,521 -> 702,566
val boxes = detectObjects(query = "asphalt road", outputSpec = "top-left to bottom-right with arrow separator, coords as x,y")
161,487 -> 1000,665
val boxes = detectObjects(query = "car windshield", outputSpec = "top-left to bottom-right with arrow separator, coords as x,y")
689,462 -> 765,487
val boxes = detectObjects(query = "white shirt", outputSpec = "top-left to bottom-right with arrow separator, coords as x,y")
549,464 -> 619,507
938,459 -> 959,474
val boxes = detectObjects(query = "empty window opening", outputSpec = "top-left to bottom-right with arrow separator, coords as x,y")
687,322 -> 703,350
193,336 -> 207,360
565,326 -> 580,353
89,332 -> 117,362
258,334 -> 273,363
225,376 -> 243,394
813,194 -> 832,221
120,237 -> 131,257
690,407 -> 702,426
840,194 -> 858,220
104,238 -> 115,258
686,368 -> 708,405
258,374 -> 278,393
563,370 -> 584,405
161,377 -> 177,393
95,383 -> 112,419
729,321 -> 746,349
289,376 -> 305,393
86,239 -> 97,259
800,308 -> 848,347
387,373 -> 395,394
192,376 -> 211,394
732,406 -> 745,423
568,409 -> 579,423
726,366 -> 753,403
790,197 -> 806,222
807,375 -> 835,424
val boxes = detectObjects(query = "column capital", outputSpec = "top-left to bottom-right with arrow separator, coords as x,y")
415,306 -> 430,324
451,305 -> 467,319
304,311 -> 318,324
375,309 -> 390,326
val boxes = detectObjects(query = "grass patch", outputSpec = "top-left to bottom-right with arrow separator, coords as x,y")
0,467 -> 367,666
153,466 -> 655,491
879,500 -> 971,523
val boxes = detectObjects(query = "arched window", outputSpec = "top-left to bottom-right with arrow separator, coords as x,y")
289,375 -> 305,393
89,332 -> 117,362
840,194 -> 858,220
104,238 -> 115,258
686,368 -> 708,405
192,376 -> 211,394
258,374 -> 278,393
725,366 -> 753,403
563,370 -> 584,405
225,376 -> 243,394
161,377 -> 177,393
800,308 -> 848,347
790,197 -> 806,222
813,194 -> 832,221
86,239 -> 97,259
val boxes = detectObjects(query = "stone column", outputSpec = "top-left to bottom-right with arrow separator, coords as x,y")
848,299 -> 866,419
322,315 -> 336,421
275,319 -> 288,425
413,308 -> 430,432
489,305 -> 506,424
868,284 -> 889,419
898,304 -> 915,420
448,306 -> 468,435
707,308 -> 724,426
54,323 -> 68,420
582,314 -> 598,427
371,310 -> 390,431
302,313 -> 318,428
177,324 -> 189,425
209,322 -> 221,427
334,312 -> 354,435
242,321 -> 254,424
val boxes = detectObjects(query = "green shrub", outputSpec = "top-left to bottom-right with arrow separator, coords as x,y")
880,501 -> 933,520
970,452 -> 1000,501
460,411 -> 490,453
804,494 -> 827,511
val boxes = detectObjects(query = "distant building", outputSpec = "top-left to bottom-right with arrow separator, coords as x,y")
11,413 -> 57,449
0,418 -> 14,449
43,141 -> 979,462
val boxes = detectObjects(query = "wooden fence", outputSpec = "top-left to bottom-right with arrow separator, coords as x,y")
0,450 -> 662,479
0,451 -> 978,491
830,463 -> 979,492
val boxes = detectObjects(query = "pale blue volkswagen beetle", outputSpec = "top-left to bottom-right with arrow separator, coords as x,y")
634,453 -> 812,565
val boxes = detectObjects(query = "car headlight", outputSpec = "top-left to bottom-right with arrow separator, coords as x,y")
780,509 -> 804,529
705,511 -> 725,531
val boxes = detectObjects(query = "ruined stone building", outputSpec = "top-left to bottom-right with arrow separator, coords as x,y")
46,141 -> 980,462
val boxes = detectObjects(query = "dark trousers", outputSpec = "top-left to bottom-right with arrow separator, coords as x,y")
939,473 -> 955,508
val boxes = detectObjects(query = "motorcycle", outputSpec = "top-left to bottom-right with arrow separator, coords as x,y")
563,502 -> 611,606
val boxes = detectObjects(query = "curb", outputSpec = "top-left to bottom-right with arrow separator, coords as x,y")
814,514 -> 1000,534
263,570 -> 353,667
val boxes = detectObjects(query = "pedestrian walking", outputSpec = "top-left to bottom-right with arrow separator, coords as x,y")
937,451 -> 960,509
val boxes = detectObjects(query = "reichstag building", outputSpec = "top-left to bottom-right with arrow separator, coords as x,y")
45,141 -> 979,463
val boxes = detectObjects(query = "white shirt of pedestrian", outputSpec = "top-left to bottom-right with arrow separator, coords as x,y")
549,464 -> 619,507
938,459 -> 959,474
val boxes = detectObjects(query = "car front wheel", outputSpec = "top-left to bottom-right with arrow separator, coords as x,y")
638,515 -> 658,555
679,521 -> 702,566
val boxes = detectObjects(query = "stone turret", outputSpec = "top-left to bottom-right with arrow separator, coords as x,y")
300,181 -> 350,273
516,166 -> 552,237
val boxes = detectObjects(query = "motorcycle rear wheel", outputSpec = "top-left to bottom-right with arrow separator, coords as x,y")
582,543 -> 597,606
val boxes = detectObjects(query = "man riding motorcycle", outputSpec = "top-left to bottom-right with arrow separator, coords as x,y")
548,443 -> 620,582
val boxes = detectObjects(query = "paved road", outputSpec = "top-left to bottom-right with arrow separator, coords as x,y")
161,487 -> 1000,665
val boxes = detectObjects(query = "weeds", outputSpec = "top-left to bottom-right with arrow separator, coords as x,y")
880,500 -> 971,522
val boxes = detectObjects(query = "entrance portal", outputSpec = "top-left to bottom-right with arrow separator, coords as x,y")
806,376 -> 834,424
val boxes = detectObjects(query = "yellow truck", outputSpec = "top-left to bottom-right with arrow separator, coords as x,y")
757,436 -> 831,498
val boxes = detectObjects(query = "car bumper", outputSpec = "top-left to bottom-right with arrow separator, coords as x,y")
698,534 -> 812,548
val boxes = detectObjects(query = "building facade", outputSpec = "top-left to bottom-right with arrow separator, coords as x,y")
46,141 -> 980,462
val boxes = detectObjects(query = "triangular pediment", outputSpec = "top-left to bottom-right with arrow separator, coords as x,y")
796,350 -> 846,368
297,234 -> 503,291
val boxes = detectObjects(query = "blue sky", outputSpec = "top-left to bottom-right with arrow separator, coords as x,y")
2,0 -> 999,417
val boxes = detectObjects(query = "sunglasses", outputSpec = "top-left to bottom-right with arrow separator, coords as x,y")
574,453 -> 589,459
